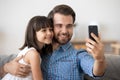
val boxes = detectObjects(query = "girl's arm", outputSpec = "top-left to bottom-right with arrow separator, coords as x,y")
25,49 -> 43,80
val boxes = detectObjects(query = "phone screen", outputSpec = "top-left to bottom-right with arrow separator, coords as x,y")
88,25 -> 98,41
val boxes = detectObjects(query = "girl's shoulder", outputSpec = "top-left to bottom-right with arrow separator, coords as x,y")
22,47 -> 40,64
18,47 -> 37,56
25,47 -> 39,57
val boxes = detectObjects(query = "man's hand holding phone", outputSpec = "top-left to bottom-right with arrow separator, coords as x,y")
86,25 -> 105,62
86,25 -> 106,76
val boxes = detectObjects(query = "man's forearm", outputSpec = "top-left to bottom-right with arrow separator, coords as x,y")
0,65 -> 7,78
0,54 -> 17,78
93,58 -> 107,76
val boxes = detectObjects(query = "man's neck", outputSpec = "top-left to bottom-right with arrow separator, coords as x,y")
52,42 -> 61,51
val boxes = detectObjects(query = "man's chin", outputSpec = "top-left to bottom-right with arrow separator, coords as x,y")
53,37 -> 71,45
58,40 -> 69,45
59,42 -> 67,45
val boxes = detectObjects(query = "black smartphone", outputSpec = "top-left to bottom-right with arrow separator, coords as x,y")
88,25 -> 98,41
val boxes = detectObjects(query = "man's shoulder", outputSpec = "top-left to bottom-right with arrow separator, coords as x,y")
76,49 -> 87,53
75,49 -> 89,56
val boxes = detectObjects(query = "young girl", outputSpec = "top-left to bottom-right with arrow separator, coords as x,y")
2,16 -> 53,80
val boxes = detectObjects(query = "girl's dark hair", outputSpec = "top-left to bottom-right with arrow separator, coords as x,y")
48,4 -> 76,23
19,16 -> 53,54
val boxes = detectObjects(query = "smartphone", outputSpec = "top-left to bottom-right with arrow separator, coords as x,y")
88,25 -> 98,41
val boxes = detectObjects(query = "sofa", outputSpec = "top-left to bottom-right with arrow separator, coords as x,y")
84,54 -> 120,80
0,54 -> 120,80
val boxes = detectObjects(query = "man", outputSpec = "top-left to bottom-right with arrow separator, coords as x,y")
0,4 -> 106,80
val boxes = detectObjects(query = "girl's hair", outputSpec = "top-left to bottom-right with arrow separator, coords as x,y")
19,16 -> 53,54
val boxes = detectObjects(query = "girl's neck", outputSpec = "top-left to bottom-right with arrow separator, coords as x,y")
37,42 -> 44,49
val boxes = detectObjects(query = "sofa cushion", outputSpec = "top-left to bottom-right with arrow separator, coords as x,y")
103,54 -> 120,80
84,54 -> 120,80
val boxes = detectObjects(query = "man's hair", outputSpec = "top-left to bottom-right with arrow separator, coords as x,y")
48,4 -> 76,23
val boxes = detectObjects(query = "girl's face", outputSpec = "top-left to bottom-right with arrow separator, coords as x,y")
36,27 -> 53,45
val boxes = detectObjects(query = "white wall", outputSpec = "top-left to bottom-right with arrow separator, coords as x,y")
0,0 -> 120,55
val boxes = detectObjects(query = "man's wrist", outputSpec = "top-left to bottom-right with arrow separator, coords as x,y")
95,56 -> 106,63
0,65 -> 6,77
3,63 -> 8,74
1,62 -> 9,77
0,67 -> 3,77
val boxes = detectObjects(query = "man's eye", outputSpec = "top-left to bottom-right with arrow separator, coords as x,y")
66,24 -> 73,28
54,24 -> 62,28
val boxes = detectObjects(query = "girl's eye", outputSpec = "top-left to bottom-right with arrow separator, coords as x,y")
41,29 -> 46,32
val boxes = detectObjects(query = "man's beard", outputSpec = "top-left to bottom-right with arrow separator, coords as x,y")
53,33 -> 71,45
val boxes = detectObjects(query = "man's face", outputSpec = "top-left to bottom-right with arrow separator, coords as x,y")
53,13 -> 74,45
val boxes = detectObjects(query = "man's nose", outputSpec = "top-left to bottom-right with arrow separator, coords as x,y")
61,26 -> 67,33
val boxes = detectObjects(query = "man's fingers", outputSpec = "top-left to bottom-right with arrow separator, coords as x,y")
16,64 -> 31,77
25,66 -> 31,73
91,33 -> 100,43
20,65 -> 31,73
17,71 -> 29,78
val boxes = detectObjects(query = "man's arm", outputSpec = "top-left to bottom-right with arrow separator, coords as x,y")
0,66 -> 6,77
0,54 -> 17,77
93,57 -> 106,76
4,56 -> 31,77
0,55 -> 31,78
86,33 -> 106,76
